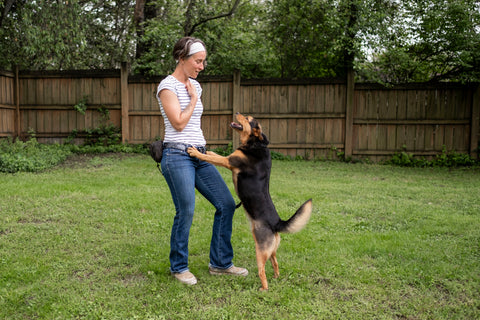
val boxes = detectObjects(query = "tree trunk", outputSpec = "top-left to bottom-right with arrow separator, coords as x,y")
134,0 -> 156,60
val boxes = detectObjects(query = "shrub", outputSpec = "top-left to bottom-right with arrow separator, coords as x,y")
210,142 -> 234,156
383,146 -> 478,168
0,137 -> 72,173
67,124 -> 122,147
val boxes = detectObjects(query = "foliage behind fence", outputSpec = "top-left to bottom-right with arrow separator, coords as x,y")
0,67 -> 478,162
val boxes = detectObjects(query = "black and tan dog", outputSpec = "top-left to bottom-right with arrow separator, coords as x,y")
188,113 -> 312,291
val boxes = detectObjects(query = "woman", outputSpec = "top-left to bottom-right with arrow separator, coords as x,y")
156,37 -> 248,285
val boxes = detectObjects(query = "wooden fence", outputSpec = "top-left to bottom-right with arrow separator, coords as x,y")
1,65 -> 479,162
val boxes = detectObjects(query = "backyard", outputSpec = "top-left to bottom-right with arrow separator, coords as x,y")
1,154 -> 479,319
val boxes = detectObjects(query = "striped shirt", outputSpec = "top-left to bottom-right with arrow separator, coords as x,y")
156,75 -> 206,146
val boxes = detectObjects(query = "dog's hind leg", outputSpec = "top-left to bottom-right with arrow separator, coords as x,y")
255,246 -> 269,291
252,223 -> 276,291
270,233 -> 280,278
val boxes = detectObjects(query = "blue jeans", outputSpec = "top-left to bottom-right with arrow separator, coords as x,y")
161,147 -> 236,273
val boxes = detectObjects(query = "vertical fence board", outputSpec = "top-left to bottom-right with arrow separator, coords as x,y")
296,119 -> 306,144
317,119 -> 326,146
405,125 -> 416,151
305,119 -> 315,145
265,86 -> 274,114
279,86 -> 289,113
386,125 -> 396,151
204,82 -> 214,110
296,85 -> 306,114
0,72 -> 14,136
202,115 -> 212,142
315,85 -> 325,113
354,89 -> 364,119
143,116 -> 151,141
307,86 -> 316,113
376,125 -> 387,151
287,85 -> 296,114
242,86 -> 251,114
415,124 -> 425,151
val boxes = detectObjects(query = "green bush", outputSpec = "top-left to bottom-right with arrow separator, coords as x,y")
383,146 -> 478,168
0,137 -> 72,173
210,142 -> 234,156
67,124 -> 121,147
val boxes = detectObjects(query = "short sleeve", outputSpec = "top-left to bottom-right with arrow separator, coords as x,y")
157,77 -> 176,98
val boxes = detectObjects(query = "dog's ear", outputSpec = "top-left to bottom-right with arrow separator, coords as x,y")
252,128 -> 263,140
261,133 -> 269,145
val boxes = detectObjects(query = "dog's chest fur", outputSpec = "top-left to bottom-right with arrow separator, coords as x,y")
229,147 -> 278,224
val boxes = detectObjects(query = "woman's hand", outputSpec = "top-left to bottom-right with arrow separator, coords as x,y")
185,79 -> 198,103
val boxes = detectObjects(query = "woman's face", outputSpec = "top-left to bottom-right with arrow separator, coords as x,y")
182,51 -> 206,79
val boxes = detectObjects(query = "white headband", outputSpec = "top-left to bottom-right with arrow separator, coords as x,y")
188,42 -> 206,56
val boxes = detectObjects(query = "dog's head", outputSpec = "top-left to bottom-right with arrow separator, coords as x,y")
230,113 -> 269,147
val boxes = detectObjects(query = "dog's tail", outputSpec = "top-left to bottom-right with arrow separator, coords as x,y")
275,199 -> 313,234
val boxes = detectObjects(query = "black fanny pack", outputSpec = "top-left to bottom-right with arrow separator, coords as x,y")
149,140 -> 163,172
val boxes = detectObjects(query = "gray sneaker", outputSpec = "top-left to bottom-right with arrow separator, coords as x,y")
172,271 -> 197,285
209,265 -> 248,276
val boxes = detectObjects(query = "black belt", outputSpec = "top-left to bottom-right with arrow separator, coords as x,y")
163,142 -> 206,154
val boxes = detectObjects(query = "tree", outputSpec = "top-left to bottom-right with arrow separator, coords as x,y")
0,0 -> 135,70
192,0 -> 279,78
0,0 -> 18,28
134,0 -> 158,60
265,0 -> 366,79
133,0 -> 277,77
131,0 -> 185,75
1,0 -> 479,83
266,0 -> 341,78
357,0 -> 480,83
183,0 -> 241,36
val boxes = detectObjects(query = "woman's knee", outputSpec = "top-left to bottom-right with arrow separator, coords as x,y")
215,195 -> 236,216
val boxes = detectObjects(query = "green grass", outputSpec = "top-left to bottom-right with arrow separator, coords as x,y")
1,154 -> 479,319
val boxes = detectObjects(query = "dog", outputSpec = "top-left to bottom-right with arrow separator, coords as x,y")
188,113 -> 312,291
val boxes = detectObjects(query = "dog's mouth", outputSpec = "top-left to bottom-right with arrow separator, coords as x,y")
230,122 -> 243,130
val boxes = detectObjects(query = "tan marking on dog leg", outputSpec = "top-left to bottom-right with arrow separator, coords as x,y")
187,148 -> 232,169
251,224 -> 269,291
270,233 -> 281,278
256,248 -> 269,291
232,168 -> 240,195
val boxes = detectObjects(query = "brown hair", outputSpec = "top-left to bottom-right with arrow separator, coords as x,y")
172,37 -> 206,62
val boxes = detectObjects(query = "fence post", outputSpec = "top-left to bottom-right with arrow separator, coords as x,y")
344,68 -> 355,159
232,70 -> 241,150
13,65 -> 21,139
121,62 -> 129,143
471,83 -> 480,159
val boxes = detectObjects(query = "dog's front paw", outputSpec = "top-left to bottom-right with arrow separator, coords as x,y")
187,147 -> 199,157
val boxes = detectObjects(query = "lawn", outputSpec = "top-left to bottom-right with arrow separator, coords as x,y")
1,154 -> 479,319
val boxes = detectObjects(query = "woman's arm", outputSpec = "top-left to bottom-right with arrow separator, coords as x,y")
159,80 -> 198,132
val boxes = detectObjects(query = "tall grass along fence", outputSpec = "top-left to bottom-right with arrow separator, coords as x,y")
1,65 -> 479,162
